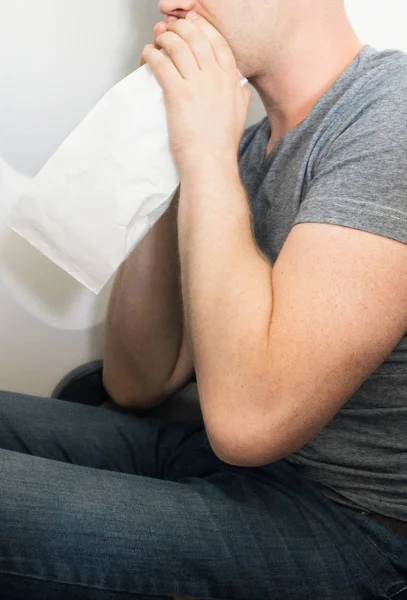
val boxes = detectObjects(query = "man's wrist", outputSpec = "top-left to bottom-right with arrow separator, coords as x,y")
178,150 -> 240,185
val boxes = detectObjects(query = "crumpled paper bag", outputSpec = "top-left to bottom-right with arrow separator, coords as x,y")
7,61 -> 247,294
7,63 -> 177,294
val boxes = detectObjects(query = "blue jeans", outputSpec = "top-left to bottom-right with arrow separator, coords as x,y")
0,390 -> 406,600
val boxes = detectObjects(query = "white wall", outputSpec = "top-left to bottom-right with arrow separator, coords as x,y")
0,0 -> 406,396
345,0 -> 407,52
0,0 -> 156,395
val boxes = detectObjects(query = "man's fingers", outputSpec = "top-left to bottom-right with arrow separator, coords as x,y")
141,45 -> 181,92
154,21 -> 168,42
156,30 -> 201,79
165,19 -> 216,72
139,22 -> 168,68
186,12 -> 237,72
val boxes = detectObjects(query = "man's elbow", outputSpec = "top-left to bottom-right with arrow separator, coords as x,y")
102,368 -> 165,410
206,416 -> 291,468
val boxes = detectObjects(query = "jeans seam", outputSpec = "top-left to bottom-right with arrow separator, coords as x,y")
389,584 -> 407,599
0,568 -> 167,598
332,512 -> 407,600
348,512 -> 407,585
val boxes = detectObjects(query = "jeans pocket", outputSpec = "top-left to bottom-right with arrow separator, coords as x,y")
340,509 -> 407,599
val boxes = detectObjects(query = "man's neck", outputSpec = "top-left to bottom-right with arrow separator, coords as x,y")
250,14 -> 363,147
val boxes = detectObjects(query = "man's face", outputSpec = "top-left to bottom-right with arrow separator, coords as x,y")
158,0 -> 283,77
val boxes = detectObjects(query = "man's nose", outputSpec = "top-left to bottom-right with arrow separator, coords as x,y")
158,0 -> 196,18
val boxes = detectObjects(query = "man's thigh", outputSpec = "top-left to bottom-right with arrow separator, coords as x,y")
0,389 -> 202,478
1,443 -> 405,600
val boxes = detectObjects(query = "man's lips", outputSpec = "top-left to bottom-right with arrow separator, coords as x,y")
165,10 -> 188,22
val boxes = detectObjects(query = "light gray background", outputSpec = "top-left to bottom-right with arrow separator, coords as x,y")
0,0 -> 406,395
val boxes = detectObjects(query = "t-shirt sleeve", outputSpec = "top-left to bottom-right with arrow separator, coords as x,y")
295,66 -> 407,246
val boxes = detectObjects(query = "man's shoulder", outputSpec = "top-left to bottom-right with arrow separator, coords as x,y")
366,45 -> 407,72
319,47 -> 407,151
359,46 -> 407,103
343,49 -> 407,145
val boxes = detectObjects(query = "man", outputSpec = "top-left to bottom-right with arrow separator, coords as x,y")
1,1 -> 406,598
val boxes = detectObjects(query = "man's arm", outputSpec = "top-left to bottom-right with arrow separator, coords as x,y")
178,161 -> 407,467
103,189 -> 194,408
103,20 -> 195,408
141,12 -> 407,465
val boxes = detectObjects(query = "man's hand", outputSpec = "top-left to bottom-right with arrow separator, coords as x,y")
141,12 -> 251,176
139,21 -> 167,68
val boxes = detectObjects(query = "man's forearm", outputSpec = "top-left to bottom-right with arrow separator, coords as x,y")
178,160 -> 274,426
104,191 -> 185,403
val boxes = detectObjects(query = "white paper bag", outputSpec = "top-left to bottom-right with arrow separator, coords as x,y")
7,62 -> 247,294
7,64 -> 176,294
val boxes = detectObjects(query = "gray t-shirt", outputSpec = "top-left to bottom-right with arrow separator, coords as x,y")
238,44 -> 407,521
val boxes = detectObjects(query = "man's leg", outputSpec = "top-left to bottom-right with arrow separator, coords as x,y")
0,389 -> 208,600
0,390 -> 202,477
1,391 -> 406,600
